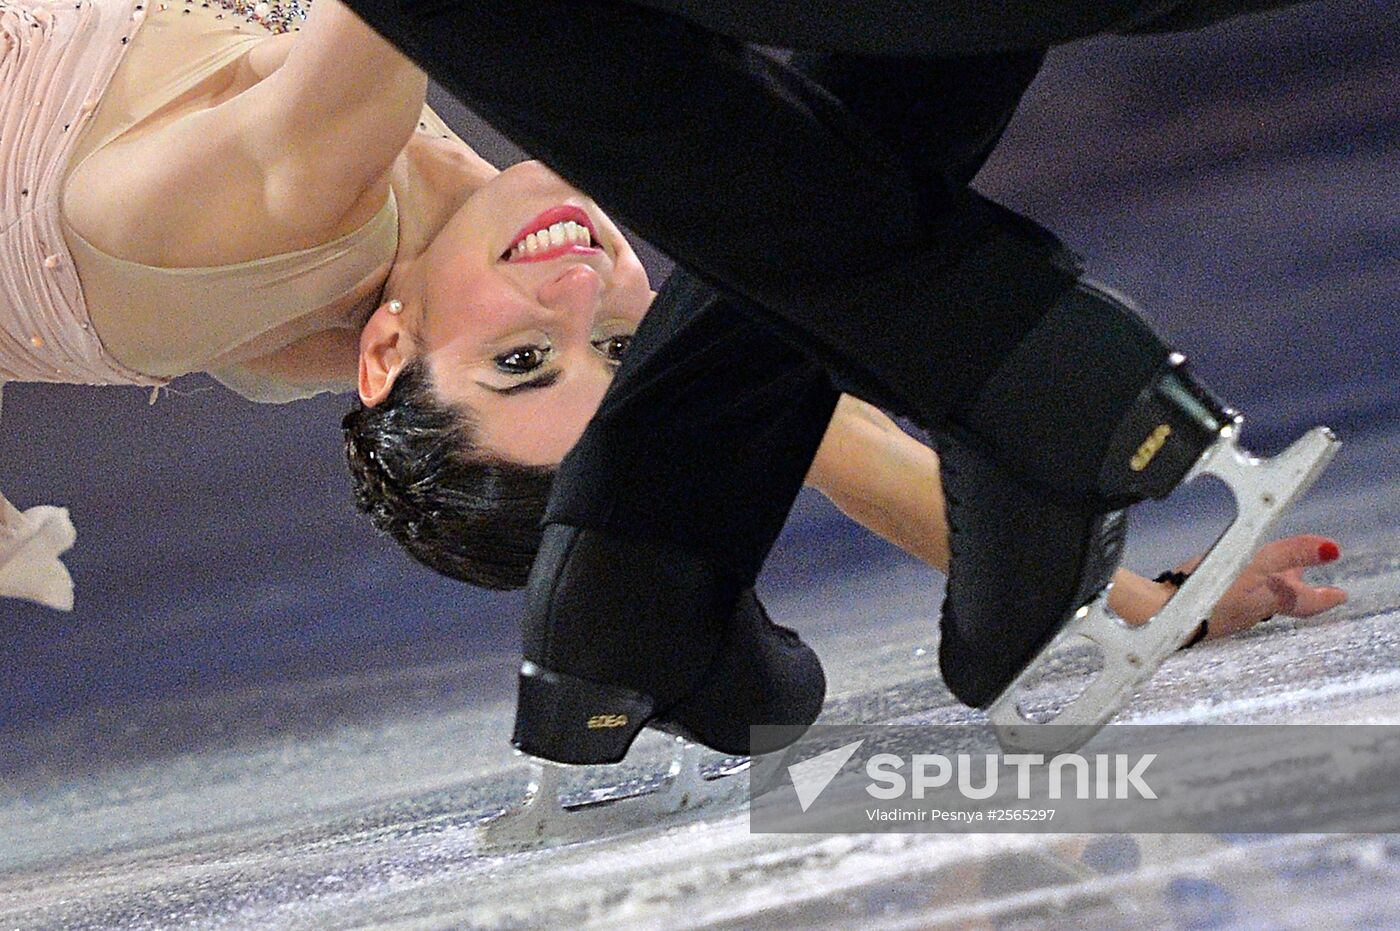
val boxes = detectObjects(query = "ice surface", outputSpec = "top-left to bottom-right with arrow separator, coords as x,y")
1,434 -> 1396,930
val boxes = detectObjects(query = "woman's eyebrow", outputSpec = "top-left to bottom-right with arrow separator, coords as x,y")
478,369 -> 563,396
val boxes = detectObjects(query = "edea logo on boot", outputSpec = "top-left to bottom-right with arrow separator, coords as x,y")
586,714 -> 629,729
1130,423 -> 1173,471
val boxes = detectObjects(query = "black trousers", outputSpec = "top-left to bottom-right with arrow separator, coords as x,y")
549,48 -> 1048,580
344,0 -> 1307,582
360,0 -> 1078,426
589,0 -> 1297,55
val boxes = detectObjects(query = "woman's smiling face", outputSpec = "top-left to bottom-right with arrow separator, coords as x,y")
362,161 -> 654,465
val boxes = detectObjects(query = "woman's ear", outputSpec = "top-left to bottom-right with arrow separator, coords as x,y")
358,300 -> 412,406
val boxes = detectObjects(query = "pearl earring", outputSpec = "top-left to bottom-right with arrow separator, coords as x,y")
387,299 -> 404,315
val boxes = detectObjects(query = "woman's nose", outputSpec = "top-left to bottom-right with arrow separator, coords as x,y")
536,264 -> 603,314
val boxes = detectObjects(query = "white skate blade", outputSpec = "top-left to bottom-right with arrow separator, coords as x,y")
989,423 -> 1341,754
477,737 -> 749,850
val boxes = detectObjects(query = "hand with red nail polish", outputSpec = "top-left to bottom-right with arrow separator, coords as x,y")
1172,534 -> 1348,640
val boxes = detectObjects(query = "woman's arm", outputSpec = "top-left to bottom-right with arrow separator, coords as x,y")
1125,535 -> 1347,640
806,396 -> 1347,636
805,395 -> 950,572
236,0 -> 428,229
63,0 -> 428,265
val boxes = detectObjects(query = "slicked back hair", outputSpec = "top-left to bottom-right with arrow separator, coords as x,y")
342,359 -> 554,590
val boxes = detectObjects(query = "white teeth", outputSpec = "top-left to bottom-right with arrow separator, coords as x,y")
563,221 -> 593,246
509,219 -> 596,259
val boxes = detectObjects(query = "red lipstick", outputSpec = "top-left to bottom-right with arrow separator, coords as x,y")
503,206 -> 602,263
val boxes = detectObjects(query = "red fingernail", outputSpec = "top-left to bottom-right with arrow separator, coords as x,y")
1319,542 -> 1340,562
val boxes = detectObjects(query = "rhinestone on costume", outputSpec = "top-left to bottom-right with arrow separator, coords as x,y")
43,255 -> 60,268
30,336 -> 44,349
205,0 -> 306,34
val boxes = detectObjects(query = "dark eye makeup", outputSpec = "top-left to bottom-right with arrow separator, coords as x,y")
592,334 -> 633,363
494,345 -> 549,374
491,332 -> 633,380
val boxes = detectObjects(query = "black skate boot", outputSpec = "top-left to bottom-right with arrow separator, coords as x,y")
511,524 -> 826,766
935,280 -> 1338,749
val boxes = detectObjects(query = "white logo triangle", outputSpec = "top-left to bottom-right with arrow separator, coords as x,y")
788,739 -> 865,812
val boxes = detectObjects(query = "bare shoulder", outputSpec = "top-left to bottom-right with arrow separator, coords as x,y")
62,36 -> 390,268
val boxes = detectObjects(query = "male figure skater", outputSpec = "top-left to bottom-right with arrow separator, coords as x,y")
339,0 -> 1328,760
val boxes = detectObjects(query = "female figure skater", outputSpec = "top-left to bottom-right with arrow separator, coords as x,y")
0,0 -> 652,603
0,0 -> 1339,683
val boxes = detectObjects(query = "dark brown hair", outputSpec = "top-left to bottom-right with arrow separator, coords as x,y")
342,359 -> 554,590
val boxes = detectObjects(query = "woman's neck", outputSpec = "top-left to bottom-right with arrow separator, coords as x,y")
237,132 -> 500,390
385,130 -> 501,290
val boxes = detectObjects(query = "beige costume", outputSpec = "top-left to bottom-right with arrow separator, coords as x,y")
1,0 -> 411,608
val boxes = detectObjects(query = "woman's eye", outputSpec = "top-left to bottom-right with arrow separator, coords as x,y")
593,334 -> 633,363
494,346 -> 548,374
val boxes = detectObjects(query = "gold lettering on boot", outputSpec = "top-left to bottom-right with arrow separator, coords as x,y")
1130,424 -> 1173,472
587,714 -> 629,729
